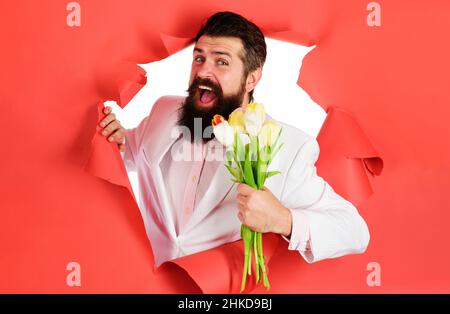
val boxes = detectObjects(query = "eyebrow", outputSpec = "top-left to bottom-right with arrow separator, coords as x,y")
193,47 -> 232,59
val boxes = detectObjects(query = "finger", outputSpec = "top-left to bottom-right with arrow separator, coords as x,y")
237,209 -> 251,226
99,113 -> 116,128
103,106 -> 112,115
108,129 -> 124,143
119,143 -> 126,152
237,183 -> 254,196
237,211 -> 244,223
236,194 -> 247,205
102,120 -> 121,137
114,129 -> 125,144
262,186 -> 273,195
237,203 -> 249,215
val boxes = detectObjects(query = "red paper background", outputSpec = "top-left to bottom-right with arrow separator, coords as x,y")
1,0 -> 449,293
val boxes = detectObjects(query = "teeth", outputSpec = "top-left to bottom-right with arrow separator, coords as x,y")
199,85 -> 213,91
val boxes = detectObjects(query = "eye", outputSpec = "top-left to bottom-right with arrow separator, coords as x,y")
194,56 -> 204,63
217,59 -> 229,66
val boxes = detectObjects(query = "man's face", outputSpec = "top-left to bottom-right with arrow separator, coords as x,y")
177,35 -> 249,143
189,35 -> 248,110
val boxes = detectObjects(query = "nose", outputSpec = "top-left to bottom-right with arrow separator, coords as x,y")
196,60 -> 215,80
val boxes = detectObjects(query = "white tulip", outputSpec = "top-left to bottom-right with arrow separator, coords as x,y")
239,132 -> 250,145
244,103 -> 266,137
213,120 -> 235,147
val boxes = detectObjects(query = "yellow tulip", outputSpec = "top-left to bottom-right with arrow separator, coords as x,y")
228,108 -> 245,133
258,120 -> 281,147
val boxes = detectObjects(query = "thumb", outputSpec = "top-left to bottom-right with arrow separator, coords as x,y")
262,186 -> 272,194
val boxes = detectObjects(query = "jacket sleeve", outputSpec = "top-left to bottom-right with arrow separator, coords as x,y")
280,137 -> 370,263
121,115 -> 151,172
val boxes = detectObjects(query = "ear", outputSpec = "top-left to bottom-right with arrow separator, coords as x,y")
245,67 -> 263,94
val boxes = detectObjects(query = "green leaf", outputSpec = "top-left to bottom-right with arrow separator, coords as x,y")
255,144 -> 268,188
225,164 -> 240,182
256,136 -> 261,188
270,142 -> 284,161
261,145 -> 270,163
235,132 -> 245,163
250,135 -> 259,161
225,150 -> 233,167
230,133 -> 243,181
252,163 -> 259,186
261,161 -> 269,186
249,137 -> 258,181
265,170 -> 281,179
243,144 -> 257,188
256,159 -> 261,189
271,127 -> 282,152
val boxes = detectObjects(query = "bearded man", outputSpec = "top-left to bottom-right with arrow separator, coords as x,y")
99,11 -> 370,268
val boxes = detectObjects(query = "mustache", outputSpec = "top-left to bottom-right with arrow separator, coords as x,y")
187,77 -> 223,97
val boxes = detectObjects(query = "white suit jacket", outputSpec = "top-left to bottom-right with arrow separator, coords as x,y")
122,96 -> 370,267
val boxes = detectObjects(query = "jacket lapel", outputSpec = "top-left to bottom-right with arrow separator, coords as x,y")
142,97 -> 184,239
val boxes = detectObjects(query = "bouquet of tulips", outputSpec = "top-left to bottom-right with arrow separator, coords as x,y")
211,103 -> 283,292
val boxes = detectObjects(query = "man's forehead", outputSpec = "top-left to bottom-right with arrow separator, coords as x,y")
194,35 -> 244,57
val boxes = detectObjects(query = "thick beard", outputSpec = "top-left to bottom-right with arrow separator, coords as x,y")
177,77 -> 246,143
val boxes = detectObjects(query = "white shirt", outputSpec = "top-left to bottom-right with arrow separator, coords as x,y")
160,135 -> 223,236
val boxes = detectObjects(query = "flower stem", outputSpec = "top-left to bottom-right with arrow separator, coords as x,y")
254,230 -> 260,284
247,232 -> 252,276
240,225 -> 251,292
257,232 -> 270,290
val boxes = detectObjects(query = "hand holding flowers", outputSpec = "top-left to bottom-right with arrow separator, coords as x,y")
212,103 -> 287,292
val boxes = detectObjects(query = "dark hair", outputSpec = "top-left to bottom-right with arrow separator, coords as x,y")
194,11 -> 267,103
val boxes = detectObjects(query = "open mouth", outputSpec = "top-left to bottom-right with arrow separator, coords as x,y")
197,85 -> 217,106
